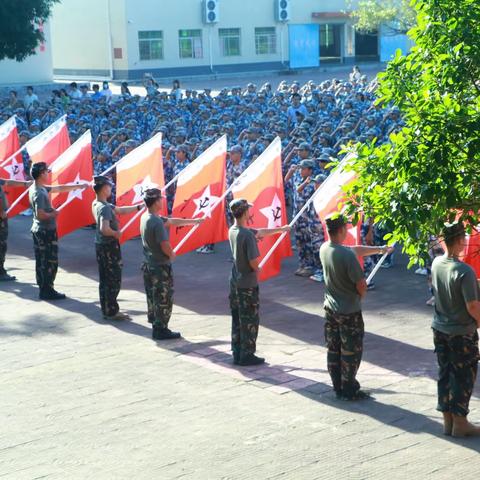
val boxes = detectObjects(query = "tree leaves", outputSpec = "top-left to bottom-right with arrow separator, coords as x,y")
346,0 -> 480,265
0,0 -> 60,61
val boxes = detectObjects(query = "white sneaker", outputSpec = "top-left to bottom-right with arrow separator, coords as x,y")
415,267 -> 428,276
309,272 -> 324,282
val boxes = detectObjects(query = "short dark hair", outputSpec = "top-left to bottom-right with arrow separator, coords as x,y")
325,215 -> 347,236
143,188 -> 162,208
443,222 -> 465,248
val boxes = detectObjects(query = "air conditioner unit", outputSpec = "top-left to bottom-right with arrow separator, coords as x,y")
275,0 -> 290,22
203,0 -> 219,24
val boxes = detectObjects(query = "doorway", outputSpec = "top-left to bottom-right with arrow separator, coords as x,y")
355,30 -> 379,61
319,24 -> 342,63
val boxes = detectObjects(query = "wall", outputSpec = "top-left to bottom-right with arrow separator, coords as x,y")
0,22 -> 53,85
50,0 -> 128,78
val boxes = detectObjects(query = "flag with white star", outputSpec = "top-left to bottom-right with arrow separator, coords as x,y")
115,133 -> 166,243
231,137 -> 292,281
170,135 -> 228,254
0,116 -> 30,217
26,115 -> 70,166
49,131 -> 95,238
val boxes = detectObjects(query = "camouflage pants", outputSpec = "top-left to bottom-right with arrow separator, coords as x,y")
433,329 -> 479,417
142,263 -> 173,329
229,281 -> 260,358
360,223 -> 376,279
295,219 -> 323,270
324,308 -> 364,397
32,229 -> 58,291
0,218 -> 7,273
96,242 -> 122,317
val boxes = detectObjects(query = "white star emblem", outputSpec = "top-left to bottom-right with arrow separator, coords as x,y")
192,185 -> 220,218
4,158 -> 25,181
132,175 -> 159,204
259,194 -> 283,229
66,174 -> 86,202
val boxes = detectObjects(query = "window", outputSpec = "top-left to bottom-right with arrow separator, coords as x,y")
255,27 -> 276,55
179,29 -> 203,59
219,28 -> 241,56
138,31 -> 163,60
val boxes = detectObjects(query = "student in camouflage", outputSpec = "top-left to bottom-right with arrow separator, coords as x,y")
140,188 -> 203,340
228,198 -> 290,366
431,222 -> 480,437
0,176 -> 32,281
320,214 -> 390,400
92,175 -> 144,321
29,162 -> 88,300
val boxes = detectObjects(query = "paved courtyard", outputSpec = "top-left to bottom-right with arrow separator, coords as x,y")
1,216 -> 480,479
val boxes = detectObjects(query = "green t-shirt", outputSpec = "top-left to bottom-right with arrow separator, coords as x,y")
320,241 -> 364,314
29,184 -> 55,232
140,212 -> 170,266
431,255 -> 478,335
229,225 -> 260,289
91,200 -> 118,244
0,179 -> 8,213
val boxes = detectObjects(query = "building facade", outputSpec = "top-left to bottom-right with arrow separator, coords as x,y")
50,0 -> 405,80
0,22 -> 53,85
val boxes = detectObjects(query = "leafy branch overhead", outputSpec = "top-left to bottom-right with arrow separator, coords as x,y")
344,0 -> 480,266
346,0 -> 417,35
0,0 -> 60,62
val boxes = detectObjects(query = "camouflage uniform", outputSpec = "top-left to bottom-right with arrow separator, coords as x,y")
142,263 -> 174,329
95,241 -> 122,317
229,280 -> 260,359
361,221 -> 376,280
324,307 -> 364,397
32,229 -> 58,291
433,329 -> 479,416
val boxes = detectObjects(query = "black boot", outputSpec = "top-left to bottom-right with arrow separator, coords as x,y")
152,326 -> 181,340
238,354 -> 265,366
39,288 -> 66,300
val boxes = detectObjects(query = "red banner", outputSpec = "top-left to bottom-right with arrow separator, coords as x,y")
170,136 -> 228,254
115,133 -> 166,243
50,131 -> 95,238
232,137 -> 292,281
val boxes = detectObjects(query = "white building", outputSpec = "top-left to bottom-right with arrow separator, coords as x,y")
50,0 -> 409,80
0,22 -> 53,85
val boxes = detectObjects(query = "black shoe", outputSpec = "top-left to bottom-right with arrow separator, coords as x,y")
0,272 -> 16,282
339,390 -> 372,401
152,327 -> 181,340
39,289 -> 66,301
232,353 -> 240,365
238,354 -> 265,366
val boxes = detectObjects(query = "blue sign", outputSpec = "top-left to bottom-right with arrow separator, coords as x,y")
380,34 -> 411,62
288,24 -> 320,69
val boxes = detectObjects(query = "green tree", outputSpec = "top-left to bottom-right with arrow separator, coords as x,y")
0,0 -> 60,62
344,0 -> 480,265
347,0 -> 417,35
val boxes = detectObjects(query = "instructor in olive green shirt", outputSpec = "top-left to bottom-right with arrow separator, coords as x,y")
320,215 -> 390,400
431,222 -> 480,437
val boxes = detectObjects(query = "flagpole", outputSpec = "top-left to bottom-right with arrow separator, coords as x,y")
258,156 -> 353,270
258,184 -> 323,269
120,206 -> 146,233
366,243 -> 396,284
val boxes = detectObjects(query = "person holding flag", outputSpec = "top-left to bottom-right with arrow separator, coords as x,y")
92,175 -> 144,321
228,198 -> 290,366
320,214 -> 392,400
0,176 -> 32,281
140,188 -> 203,340
29,162 -> 89,300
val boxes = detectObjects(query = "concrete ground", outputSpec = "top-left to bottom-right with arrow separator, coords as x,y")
1,216 -> 480,479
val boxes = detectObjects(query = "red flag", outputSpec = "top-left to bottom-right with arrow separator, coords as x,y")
0,116 -> 30,215
50,131 -> 95,238
26,116 -> 70,166
313,156 -> 361,247
463,229 -> 480,278
115,133 -> 166,243
170,136 -> 228,254
231,137 -> 292,281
